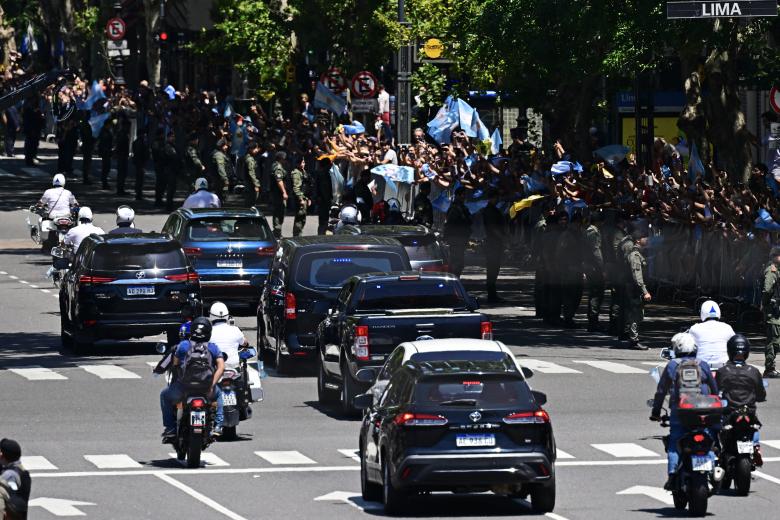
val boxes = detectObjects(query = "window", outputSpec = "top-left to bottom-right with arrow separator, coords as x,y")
91,243 -> 187,271
354,278 -> 467,311
162,215 -> 180,237
380,370 -> 413,408
414,375 -> 534,408
396,236 -> 443,262
186,218 -> 273,241
294,251 -> 407,291
379,347 -> 406,381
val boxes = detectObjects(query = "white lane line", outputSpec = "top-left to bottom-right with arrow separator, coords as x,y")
84,454 -> 142,469
146,361 -> 159,367
755,470 -> 780,486
255,451 -> 316,465
573,360 -> 647,374
517,359 -> 582,374
9,366 -> 67,381
556,448 -> 575,459
40,289 -> 51,293
32,466 -> 360,478
8,275 -> 17,280
617,485 -> 673,505
18,280 -> 29,285
0,271 -> 7,274
592,443 -> 659,458
169,452 -> 229,467
21,456 -> 58,471
29,284 -> 38,288
338,449 -> 361,462
546,513 -> 571,520
156,473 -> 248,520
79,364 -> 142,379
762,440 -> 780,451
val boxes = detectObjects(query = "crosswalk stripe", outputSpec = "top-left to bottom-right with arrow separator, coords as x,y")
338,449 -> 360,462
592,443 -> 659,458
79,364 -> 142,379
169,452 -> 229,466
9,366 -> 67,381
517,359 -> 582,374
84,454 -> 142,469
573,360 -> 647,374
254,451 -> 316,465
556,448 -> 575,459
146,361 -> 158,367
21,456 -> 58,471
762,440 -> 780,451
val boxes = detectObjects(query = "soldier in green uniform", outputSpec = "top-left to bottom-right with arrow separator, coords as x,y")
244,141 -> 261,207
609,217 -> 631,336
210,138 -> 232,202
270,151 -> 289,239
290,156 -> 311,237
583,209 -> 605,332
184,133 -> 206,187
624,229 -> 651,350
761,246 -> 780,378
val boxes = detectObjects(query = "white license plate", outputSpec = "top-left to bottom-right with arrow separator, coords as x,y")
217,260 -> 242,268
737,441 -> 754,454
456,434 -> 495,448
127,286 -> 155,296
190,411 -> 206,427
691,454 -> 713,471
222,391 -> 237,406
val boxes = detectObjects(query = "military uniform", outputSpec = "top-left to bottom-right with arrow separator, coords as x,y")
444,200 -> 472,277
291,167 -> 311,237
184,145 -> 205,186
211,149 -> 233,201
625,243 -> 649,348
270,161 -> 288,238
584,224 -> 605,331
413,191 -> 434,228
556,226 -> 584,326
612,233 -> 633,337
761,262 -> 780,375
533,216 -> 549,319
163,140 -> 180,212
482,201 -> 506,301
244,153 -> 261,206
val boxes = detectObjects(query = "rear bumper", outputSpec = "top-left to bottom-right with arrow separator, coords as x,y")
198,273 -> 266,304
80,317 -> 183,339
281,332 -> 317,359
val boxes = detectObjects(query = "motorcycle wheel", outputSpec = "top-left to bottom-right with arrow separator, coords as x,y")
687,473 -> 709,517
187,432 -> 202,468
672,490 -> 687,510
734,456 -> 752,496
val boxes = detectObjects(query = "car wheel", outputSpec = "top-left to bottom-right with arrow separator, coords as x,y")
72,332 -> 93,355
275,338 -> 289,374
361,446 -> 382,501
382,455 -> 405,515
340,360 -> 359,416
317,355 -> 338,404
530,474 -> 556,513
60,314 -> 73,350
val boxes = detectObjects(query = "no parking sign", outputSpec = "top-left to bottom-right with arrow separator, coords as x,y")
350,71 -> 378,99
319,67 -> 346,93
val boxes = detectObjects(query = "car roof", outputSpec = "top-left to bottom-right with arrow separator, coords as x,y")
405,357 -> 521,377
348,224 -> 434,237
352,271 -> 459,284
174,207 -> 265,219
90,233 -> 176,246
280,235 -> 404,250
398,339 -> 505,359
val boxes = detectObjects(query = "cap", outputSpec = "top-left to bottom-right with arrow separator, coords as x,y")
0,438 -> 21,462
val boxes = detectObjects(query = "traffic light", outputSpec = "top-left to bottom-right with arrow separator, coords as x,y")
159,31 -> 168,42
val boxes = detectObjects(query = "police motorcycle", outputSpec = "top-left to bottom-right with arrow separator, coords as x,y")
718,404 -> 761,495
219,340 -> 263,440
47,244 -> 73,288
27,203 -> 76,252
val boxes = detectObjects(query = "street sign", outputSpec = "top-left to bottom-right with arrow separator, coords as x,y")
319,67 -> 346,93
667,1 -> 778,19
421,38 -> 444,59
350,70 -> 378,98
770,86 -> 780,114
105,17 -> 126,41
769,122 -> 780,150
352,98 -> 376,114
106,40 -> 130,57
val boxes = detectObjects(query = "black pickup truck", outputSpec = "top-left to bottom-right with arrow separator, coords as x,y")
315,271 -> 492,413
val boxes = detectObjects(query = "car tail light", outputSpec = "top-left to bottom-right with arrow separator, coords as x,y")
333,245 -> 368,250
503,409 -> 550,424
183,247 -> 202,257
285,293 -> 296,320
190,399 -> 205,409
257,246 -> 276,257
481,321 -> 493,340
79,275 -> 115,285
393,412 -> 448,427
353,325 -> 369,361
420,263 -> 448,273
82,319 -> 97,327
399,274 -> 420,281
165,272 -> 199,283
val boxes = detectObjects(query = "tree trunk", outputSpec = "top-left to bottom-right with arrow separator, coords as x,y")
547,76 -> 598,161
143,0 -> 161,86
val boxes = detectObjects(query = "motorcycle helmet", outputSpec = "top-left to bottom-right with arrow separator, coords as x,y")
195,177 -> 209,191
178,321 -> 191,340
671,332 -> 697,358
700,300 -> 721,322
77,207 -> 93,222
190,317 -> 212,342
338,205 -> 360,225
53,173 -> 66,187
726,334 -> 751,363
209,301 -> 229,321
116,205 -> 135,226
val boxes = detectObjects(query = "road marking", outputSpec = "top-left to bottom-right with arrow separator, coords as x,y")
9,366 -> 67,381
28,497 -> 96,516
556,448 -> 575,459
0,271 -> 7,274
545,514 -> 571,520
146,361 -> 159,367
573,360 -> 647,374
254,451 -> 316,465
21,456 -> 58,471
168,452 -> 229,467
592,443 -> 659,458
79,364 -> 142,379
29,284 -> 39,288
41,289 -> 51,293
8,275 -> 17,280
33,466 -> 360,478
19,280 -> 29,284
84,454 -> 142,469
338,449 -> 361,462
314,491 -> 383,512
616,485 -> 673,505
247,365 -> 262,389
755,470 -> 780,486
517,359 -> 582,374
763,440 -> 780,451
156,473 -> 248,520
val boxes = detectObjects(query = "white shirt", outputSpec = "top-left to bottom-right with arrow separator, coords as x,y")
183,190 -> 221,209
690,320 -> 735,367
377,90 -> 390,114
210,322 -> 246,367
63,223 -> 105,251
40,187 -> 76,217
383,149 -> 398,165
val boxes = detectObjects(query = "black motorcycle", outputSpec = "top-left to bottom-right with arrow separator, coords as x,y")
220,344 -> 263,440
719,406 -> 761,495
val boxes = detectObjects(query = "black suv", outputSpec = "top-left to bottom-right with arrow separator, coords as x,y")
355,355 -> 556,515
336,224 -> 448,272
59,234 -> 200,351
257,235 -> 411,373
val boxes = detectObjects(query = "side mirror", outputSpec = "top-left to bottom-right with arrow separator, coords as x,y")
352,393 -> 374,410
355,368 -> 377,384
531,390 -> 547,406
155,342 -> 167,354
660,348 -> 672,360
521,366 -> 534,379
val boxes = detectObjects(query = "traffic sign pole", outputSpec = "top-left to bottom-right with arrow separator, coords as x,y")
107,3 -> 126,85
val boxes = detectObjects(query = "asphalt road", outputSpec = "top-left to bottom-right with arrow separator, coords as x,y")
1,153 -> 780,519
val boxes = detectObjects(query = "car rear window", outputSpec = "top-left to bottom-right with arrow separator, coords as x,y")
92,243 -> 187,271
415,374 -> 533,408
294,251 -> 408,290
186,218 -> 273,241
355,278 -> 466,310
396,236 -> 443,262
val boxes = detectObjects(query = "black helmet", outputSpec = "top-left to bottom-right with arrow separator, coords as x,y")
190,317 -> 212,342
726,334 -> 750,363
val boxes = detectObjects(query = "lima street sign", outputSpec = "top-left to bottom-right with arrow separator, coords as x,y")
667,1 -> 778,19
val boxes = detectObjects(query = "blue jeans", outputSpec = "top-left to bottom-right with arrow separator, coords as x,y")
667,414 -> 716,474
160,382 -> 223,431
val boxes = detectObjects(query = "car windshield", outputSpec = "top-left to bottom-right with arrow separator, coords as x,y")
295,251 -> 407,290
395,236 -> 442,262
355,278 -> 466,310
186,218 -> 273,241
92,243 -> 187,271
415,374 -> 533,408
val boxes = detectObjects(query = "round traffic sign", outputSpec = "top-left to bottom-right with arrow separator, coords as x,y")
350,71 -> 378,99
771,86 -> 780,115
105,17 -> 127,41
319,67 -> 346,93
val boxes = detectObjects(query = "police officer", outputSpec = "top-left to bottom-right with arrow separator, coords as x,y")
151,129 -> 167,207
0,438 -> 31,520
315,156 -> 334,235
355,169 -> 373,224
482,188 -> 506,303
583,209 -> 605,332
244,141 -> 262,207
132,129 -> 149,201
108,205 -> 143,234
184,133 -> 206,188
761,246 -> 780,378
444,187 -> 472,277
270,151 -> 289,239
97,117 -> 114,190
608,215 -> 632,336
63,207 -> 105,251
78,110 -> 94,184
290,156 -> 311,237
163,131 -> 180,212
559,210 -> 585,328
115,114 -> 131,197
211,138 -> 233,202
624,229 -> 651,350
413,182 -> 434,228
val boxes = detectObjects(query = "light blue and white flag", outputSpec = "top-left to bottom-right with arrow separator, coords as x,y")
490,128 -> 503,155
427,96 -> 459,144
342,121 -> 365,135
432,191 -> 451,213
688,142 -> 705,182
89,112 -> 111,138
314,82 -> 347,114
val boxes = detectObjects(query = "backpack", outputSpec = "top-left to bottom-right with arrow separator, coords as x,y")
675,358 -> 703,401
179,341 -> 215,391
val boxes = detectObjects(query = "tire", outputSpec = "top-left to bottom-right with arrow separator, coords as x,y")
60,315 -> 73,350
734,456 -> 752,496
382,455 -> 404,515
187,432 -> 202,468
530,474 -> 556,513
361,446 -> 382,502
688,473 -> 709,517
275,338 -> 289,374
72,332 -> 93,355
341,361 -> 359,416
318,356 -> 338,404
672,490 -> 687,510
222,426 -> 237,441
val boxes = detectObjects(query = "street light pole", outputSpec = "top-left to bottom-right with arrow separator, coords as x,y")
396,0 -> 412,145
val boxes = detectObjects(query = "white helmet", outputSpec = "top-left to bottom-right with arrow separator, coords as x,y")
116,205 -> 135,226
387,198 -> 401,213
700,300 -> 721,322
77,207 -> 93,222
53,174 -> 66,187
209,301 -> 229,321
338,205 -> 360,225
195,177 -> 209,190
671,332 -> 697,357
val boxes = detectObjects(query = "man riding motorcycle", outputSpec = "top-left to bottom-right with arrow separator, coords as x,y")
208,302 -> 248,368
160,317 -> 225,439
716,334 -> 767,466
689,300 -> 735,369
38,173 -> 78,219
0,438 -> 30,520
108,205 -> 143,235
63,207 -> 105,251
650,332 -> 719,490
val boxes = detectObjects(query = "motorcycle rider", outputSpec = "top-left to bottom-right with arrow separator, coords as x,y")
182,177 -> 221,209
650,332 -> 718,490
716,334 -> 767,466
63,207 -> 105,251
335,204 -> 361,232
160,317 -> 225,439
0,438 -> 30,520
208,302 -> 248,368
108,205 -> 143,235
689,300 -> 735,369
38,173 -> 78,219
